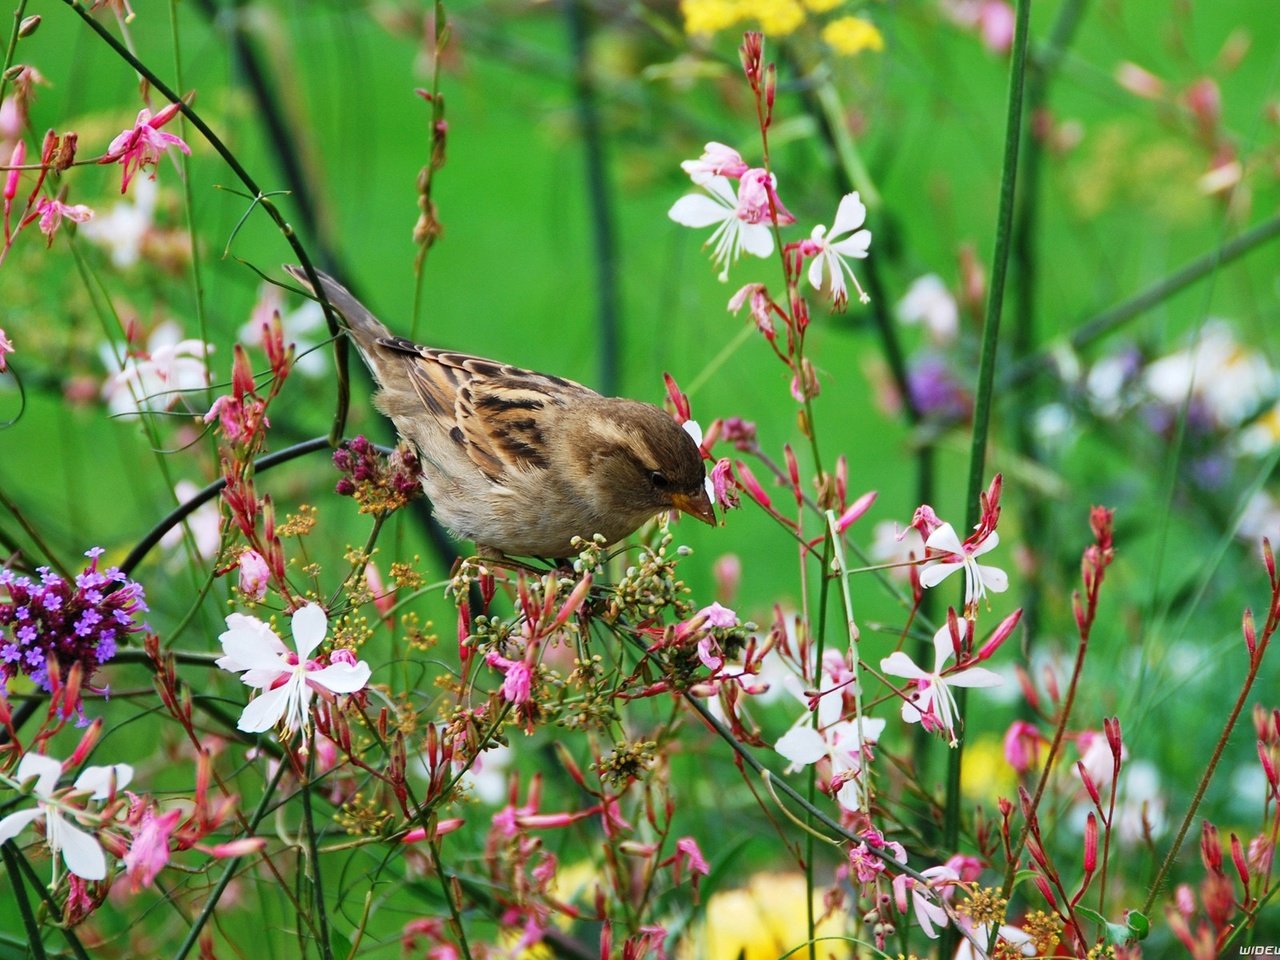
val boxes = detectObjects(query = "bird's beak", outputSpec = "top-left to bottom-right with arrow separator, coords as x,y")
672,489 -> 717,527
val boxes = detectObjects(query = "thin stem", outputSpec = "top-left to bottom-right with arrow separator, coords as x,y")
947,0 -> 1033,856
302,750 -> 336,960
172,756 -> 289,960
561,0 -> 620,396
1,841 -> 48,960
57,0 -> 351,445
120,435 -> 330,575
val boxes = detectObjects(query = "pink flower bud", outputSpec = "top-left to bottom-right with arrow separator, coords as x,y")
663,372 -> 690,423
3,139 -> 22,201
1003,720 -> 1041,773
238,549 -> 270,601
835,490 -> 877,534
977,607 -> 1022,661
1083,812 -> 1098,873
1076,760 -> 1101,807
208,838 -> 267,858
1243,608 -> 1257,658
1115,62 -> 1166,100
1230,832 -> 1250,888
1200,820 -> 1223,874
735,461 -> 772,510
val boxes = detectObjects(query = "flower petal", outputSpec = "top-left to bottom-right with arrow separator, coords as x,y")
740,222 -> 775,259
74,763 -> 134,800
919,560 -> 962,589
0,807 -> 44,844
307,660 -> 371,695
290,603 -> 329,659
976,564 -> 1009,593
775,726 -> 826,766
831,229 -> 872,259
15,753 -> 63,798
237,682 -> 293,733
880,651 -> 926,681
945,666 -> 1004,688
829,193 -> 867,238
47,812 -> 107,880
924,522 -> 964,555
669,194 -> 729,229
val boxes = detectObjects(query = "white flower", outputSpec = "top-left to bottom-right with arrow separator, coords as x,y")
893,864 -> 959,939
1143,321 -> 1276,428
805,192 -> 872,309
880,623 -> 1002,746
159,480 -> 222,559
239,282 -> 328,377
954,921 -> 1035,960
774,650 -> 886,811
0,753 -> 133,881
668,175 -> 774,282
217,604 -> 371,739
101,321 -> 212,416
80,176 -> 156,269
919,522 -> 1008,607
897,274 -> 958,344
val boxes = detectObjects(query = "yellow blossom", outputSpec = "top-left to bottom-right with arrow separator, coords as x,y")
802,0 -> 844,11
753,0 -> 806,35
960,734 -> 1017,803
680,872 -> 848,960
681,0 -> 744,35
821,15 -> 885,56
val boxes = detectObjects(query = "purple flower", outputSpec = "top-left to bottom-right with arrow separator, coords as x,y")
0,549 -> 147,703
906,355 -> 972,423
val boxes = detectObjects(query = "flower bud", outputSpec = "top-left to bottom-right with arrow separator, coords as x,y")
18,15 -> 40,37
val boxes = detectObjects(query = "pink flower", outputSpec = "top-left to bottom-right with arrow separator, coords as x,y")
681,142 -> 749,183
801,193 -> 872,309
102,103 -> 191,194
709,458 -> 740,510
699,602 -> 738,629
237,550 -> 270,601
977,0 -> 1015,53
0,328 -> 12,372
1004,720 -> 1043,773
35,196 -> 93,243
893,864 -> 959,939
124,806 -> 181,892
486,652 -> 532,704
737,168 -> 795,225
728,282 -> 776,339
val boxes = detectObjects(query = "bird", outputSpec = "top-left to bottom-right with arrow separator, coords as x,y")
284,266 -> 715,560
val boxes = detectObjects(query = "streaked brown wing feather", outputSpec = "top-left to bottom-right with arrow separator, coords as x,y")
377,337 -> 598,482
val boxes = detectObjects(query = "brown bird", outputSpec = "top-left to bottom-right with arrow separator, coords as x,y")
285,266 -> 715,559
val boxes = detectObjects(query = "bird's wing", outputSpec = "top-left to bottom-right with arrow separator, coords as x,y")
376,337 -> 599,483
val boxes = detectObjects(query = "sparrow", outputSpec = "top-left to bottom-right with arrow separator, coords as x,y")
285,266 -> 715,559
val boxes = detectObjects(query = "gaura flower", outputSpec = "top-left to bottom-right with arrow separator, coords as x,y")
217,604 -> 371,739
101,321 -> 212,416
35,197 -> 93,244
669,175 -> 776,282
801,192 -> 872,309
880,621 -> 1002,746
680,142 -> 749,184
101,103 -> 191,194
918,521 -> 1008,607
893,864 -> 960,939
0,752 -> 132,881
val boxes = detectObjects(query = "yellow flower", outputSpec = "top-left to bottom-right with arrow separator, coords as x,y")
681,0 -> 746,35
751,0 -> 806,35
802,0 -> 844,11
821,15 -> 885,56
680,872 -> 848,960
960,734 -> 1017,803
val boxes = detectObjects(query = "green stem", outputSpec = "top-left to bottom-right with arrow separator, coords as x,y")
302,751 -> 336,960
2,841 -> 48,960
946,0 -> 1034,856
57,0 -> 350,445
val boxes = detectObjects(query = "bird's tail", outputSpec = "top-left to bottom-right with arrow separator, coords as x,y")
283,265 -> 392,357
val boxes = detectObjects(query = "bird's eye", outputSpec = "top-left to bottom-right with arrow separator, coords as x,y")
649,471 -> 669,489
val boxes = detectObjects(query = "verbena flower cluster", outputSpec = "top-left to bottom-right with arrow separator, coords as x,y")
0,547 -> 148,692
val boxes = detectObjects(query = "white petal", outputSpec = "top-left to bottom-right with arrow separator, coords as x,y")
15,753 -> 63,798
976,564 -> 1008,593
290,604 -> 329,659
931,625 -> 957,673
807,250 -> 827,290
237,683 -> 293,733
681,419 -> 704,448
848,716 -> 887,744
669,194 -> 730,229
919,560 -> 962,589
880,651 -> 926,681
970,530 -> 1000,558
739,222 -> 775,259
307,660 -> 371,694
219,631 -> 288,676
47,813 -> 107,880
775,726 -> 826,766
0,807 -> 44,844
831,229 -> 871,259
924,522 -> 964,555
222,613 -> 288,655
74,763 -> 134,799
946,666 -> 1004,688
829,193 -> 867,239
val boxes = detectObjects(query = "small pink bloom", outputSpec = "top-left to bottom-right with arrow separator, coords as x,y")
709,458 -> 740,510
207,837 -> 267,858
123,806 -> 181,892
681,142 -> 749,183
736,167 -> 795,225
35,196 -> 93,243
699,602 -> 738,629
1003,720 -> 1042,773
486,652 -> 532,704
237,549 -> 270,601
102,104 -> 192,194
0,328 -> 13,372
977,0 -> 1015,53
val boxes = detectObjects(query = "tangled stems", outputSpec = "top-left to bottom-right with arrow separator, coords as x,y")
1140,541 -> 1280,916
57,0 -> 351,446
